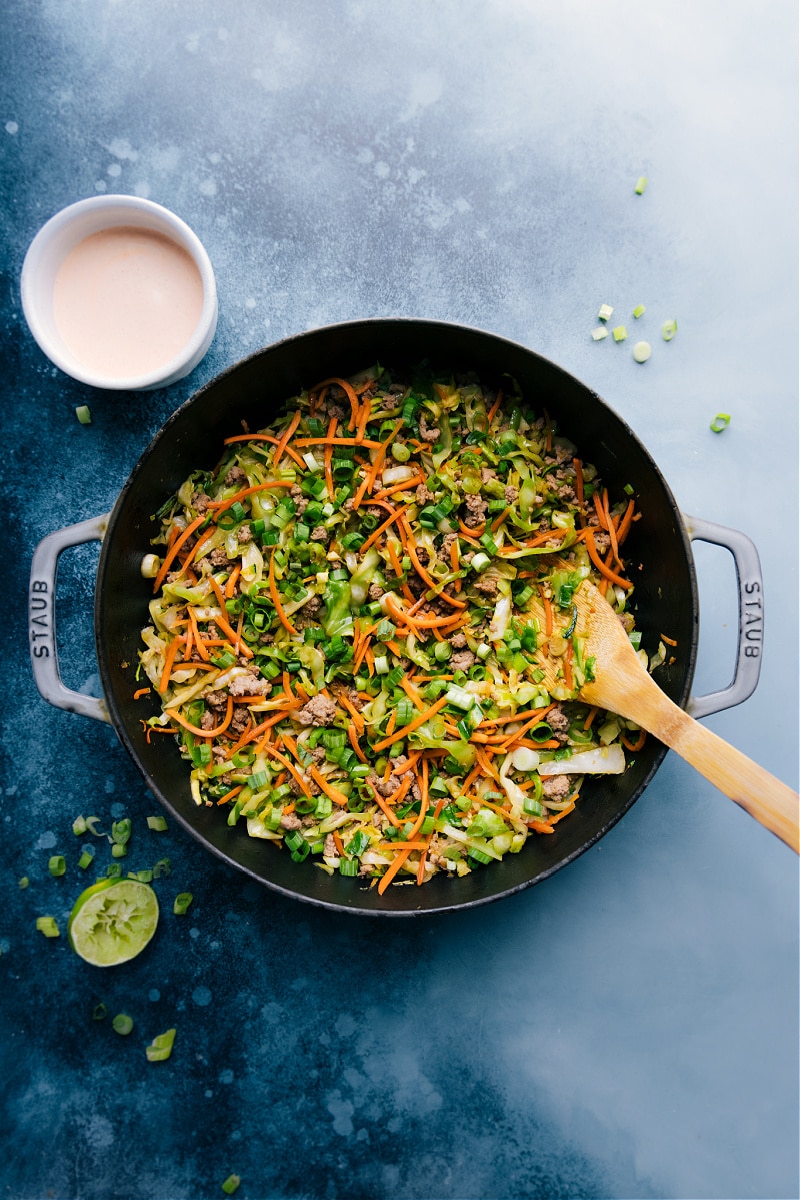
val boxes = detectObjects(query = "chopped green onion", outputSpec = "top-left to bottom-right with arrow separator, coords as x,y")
632,341 -> 651,363
18,876 -> 29,889
48,855 -> 66,877
147,815 -> 168,832
591,326 -> 609,341
110,843 -> 127,859
93,1003 -> 108,1020
112,1013 -> 134,1036
632,304 -> 646,318
173,892 -> 193,915
710,413 -> 731,433
339,858 -> 359,876
146,1027 -> 176,1062
612,325 -> 628,342
75,405 -> 92,425
661,318 -> 678,341
152,858 -> 171,878
72,815 -> 88,836
597,303 -> 614,322
110,819 -> 132,845
36,916 -> 60,938
221,1176 -> 241,1195
470,552 -> 491,574
634,176 -> 648,194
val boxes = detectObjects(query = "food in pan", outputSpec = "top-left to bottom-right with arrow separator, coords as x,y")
138,365 -> 647,892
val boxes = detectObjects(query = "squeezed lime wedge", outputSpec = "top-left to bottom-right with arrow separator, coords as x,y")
67,878 -> 159,967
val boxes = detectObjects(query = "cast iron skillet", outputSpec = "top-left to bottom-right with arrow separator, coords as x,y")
30,320 -> 763,915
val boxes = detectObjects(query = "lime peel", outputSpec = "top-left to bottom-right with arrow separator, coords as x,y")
67,877 -> 159,967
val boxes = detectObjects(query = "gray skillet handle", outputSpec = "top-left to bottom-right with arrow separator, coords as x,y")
683,514 -> 763,719
29,513 -> 112,723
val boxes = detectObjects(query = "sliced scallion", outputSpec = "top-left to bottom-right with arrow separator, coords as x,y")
147,816 -> 168,832
612,326 -> 628,343
36,916 -> 60,938
632,304 -> 646,318
632,341 -> 651,363
710,413 -> 731,433
75,405 -> 92,425
112,1013 -> 134,1036
597,303 -> 614,322
146,1027 -> 176,1062
634,176 -> 648,194
173,892 -> 193,915
591,326 -> 609,341
48,855 -> 66,877
221,1176 -> 241,1196
661,318 -> 678,341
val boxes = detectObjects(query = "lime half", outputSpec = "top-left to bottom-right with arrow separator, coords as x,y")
67,878 -> 159,967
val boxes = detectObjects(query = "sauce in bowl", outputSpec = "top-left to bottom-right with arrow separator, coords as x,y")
52,225 -> 205,380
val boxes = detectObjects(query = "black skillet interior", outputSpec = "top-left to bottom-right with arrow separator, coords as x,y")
96,319 -> 699,915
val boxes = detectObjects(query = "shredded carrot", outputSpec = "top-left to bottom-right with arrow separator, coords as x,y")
272,409 -> 301,467
392,750 -> 422,775
377,846 -> 414,894
133,687 -> 151,700
214,610 -> 255,658
269,550 -> 298,635
308,764 -> 349,806
357,504 -> 409,556
405,758 -> 429,841
261,743 -> 314,797
398,674 -> 427,711
621,728 -> 647,752
216,784 -> 244,806
384,709 -> 397,738
548,799 -> 577,825
152,513 -> 208,593
347,723 -> 368,763
583,706 -> 599,730
485,388 -> 504,426
166,695 -> 234,739
323,416 -> 337,499
585,528 -> 633,589
369,785 -> 403,828
310,376 -> 361,430
221,565 -> 240,601
458,519 -> 485,539
158,636 -> 186,694
221,432 -> 307,470
660,633 -> 678,647
208,480 -> 295,516
371,694 -> 450,752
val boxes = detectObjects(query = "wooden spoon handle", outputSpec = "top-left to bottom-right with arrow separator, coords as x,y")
630,682 -> 800,851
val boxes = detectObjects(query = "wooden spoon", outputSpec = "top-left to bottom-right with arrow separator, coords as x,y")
532,578 -> 799,852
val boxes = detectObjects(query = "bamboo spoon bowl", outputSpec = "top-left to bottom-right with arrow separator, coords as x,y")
532,578 -> 800,852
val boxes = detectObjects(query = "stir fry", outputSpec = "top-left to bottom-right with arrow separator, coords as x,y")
138,365 -> 647,892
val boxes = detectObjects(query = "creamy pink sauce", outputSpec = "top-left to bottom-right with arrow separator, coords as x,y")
53,225 -> 204,379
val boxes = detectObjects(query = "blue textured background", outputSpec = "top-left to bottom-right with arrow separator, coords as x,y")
2,3 -> 797,1198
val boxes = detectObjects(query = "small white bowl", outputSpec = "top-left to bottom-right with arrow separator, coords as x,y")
21,195 -> 218,391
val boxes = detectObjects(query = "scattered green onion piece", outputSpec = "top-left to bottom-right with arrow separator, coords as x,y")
661,318 -> 678,341
93,1003 -> 108,1021
173,892 -> 193,915
612,325 -> 628,342
146,1027 -> 177,1063
36,916 -> 60,938
111,843 -> 127,859
591,326 -> 608,341
470,552 -> 491,574
634,176 -> 648,194
152,858 -> 171,878
112,1013 -> 134,1036
632,304 -> 646,318
339,858 -> 359,876
147,815 -> 168,832
48,855 -> 66,877
221,1176 -> 241,1195
710,413 -> 731,433
632,341 -> 651,363
18,876 -> 29,889
72,815 -> 88,836
75,405 -> 92,425
597,303 -> 614,322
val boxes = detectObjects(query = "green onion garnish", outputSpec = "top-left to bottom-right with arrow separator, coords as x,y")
634,176 -> 648,194
597,303 -> 614,321
36,916 -> 60,938
18,876 -> 29,889
173,892 -> 193,915
147,815 -> 168,832
48,855 -> 66,877
112,1013 -> 134,1036
146,1028 -> 176,1062
221,1176 -> 241,1195
661,318 -> 678,341
632,304 -> 646,318
710,413 -> 731,433
93,1003 -> 108,1021
75,405 -> 92,425
632,341 -> 651,363
591,326 -> 609,341
612,325 -> 628,343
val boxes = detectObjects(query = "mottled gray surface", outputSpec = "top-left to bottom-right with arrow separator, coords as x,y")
1,2 -> 798,1198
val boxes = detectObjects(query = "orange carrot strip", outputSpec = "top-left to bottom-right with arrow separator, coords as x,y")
269,551 -> 298,636
357,505 -> 407,555
310,376 -> 361,430
405,758 -> 429,841
372,473 -> 425,502
485,389 -> 504,426
224,563 -> 242,598
308,764 -> 349,806
272,409 -> 302,467
377,846 -> 415,894
166,695 -> 233,738
371,694 -> 449,752
323,416 -> 337,498
214,611 -> 255,658
158,636 -> 187,693
152,513 -> 208,592
491,506 -> 512,533
621,728 -> 647,752
133,687 -> 151,700
208,481 -> 295,514
188,607 -> 210,661
261,743 -> 314,797
585,529 -> 633,589
347,723 -> 368,763
292,436 -> 384,449
392,750 -> 422,775
216,784 -> 245,806
583,706 -> 599,730
616,498 -> 636,546
660,633 -> 678,647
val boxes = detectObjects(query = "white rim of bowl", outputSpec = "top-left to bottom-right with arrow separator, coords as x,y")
20,195 -> 218,391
